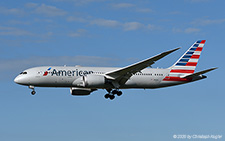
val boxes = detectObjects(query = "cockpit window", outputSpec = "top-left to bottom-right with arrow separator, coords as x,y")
20,72 -> 27,75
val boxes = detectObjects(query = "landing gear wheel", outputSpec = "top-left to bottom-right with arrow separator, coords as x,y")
112,90 -> 122,96
104,89 -> 123,100
117,91 -> 122,96
109,95 -> 115,100
112,90 -> 117,95
31,91 -> 36,95
104,94 -> 110,99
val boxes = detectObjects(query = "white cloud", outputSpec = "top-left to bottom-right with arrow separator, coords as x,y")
68,29 -> 87,37
147,24 -> 158,30
25,3 -> 39,8
0,26 -> 53,38
90,19 -> 121,27
34,4 -> 67,17
7,20 -> 30,25
67,15 -> 157,32
111,3 -> 135,8
123,22 -> 144,31
184,28 -> 200,33
173,27 -> 200,34
75,0 -> 105,5
67,16 -> 87,23
89,18 -> 157,31
190,0 -> 210,2
172,28 -> 182,33
0,3 -> 66,17
168,11 -> 182,15
0,7 -> 25,16
34,18 -> 54,23
0,26 -> 33,36
111,3 -> 153,13
192,19 -> 225,26
53,0 -> 105,5
136,8 -> 152,13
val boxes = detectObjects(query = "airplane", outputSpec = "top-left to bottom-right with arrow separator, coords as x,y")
14,40 -> 217,100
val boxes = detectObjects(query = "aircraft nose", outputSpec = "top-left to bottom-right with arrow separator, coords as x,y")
14,76 -> 21,84
14,75 -> 29,85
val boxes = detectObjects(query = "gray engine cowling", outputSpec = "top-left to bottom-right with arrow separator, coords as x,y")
84,75 -> 106,87
72,75 -> 106,88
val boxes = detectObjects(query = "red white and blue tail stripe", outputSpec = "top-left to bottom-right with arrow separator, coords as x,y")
164,40 -> 206,81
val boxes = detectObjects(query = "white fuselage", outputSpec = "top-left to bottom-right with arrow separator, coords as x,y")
14,66 -> 195,89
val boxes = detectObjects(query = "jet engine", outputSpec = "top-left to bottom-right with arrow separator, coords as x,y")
72,75 -> 107,88
84,75 -> 106,87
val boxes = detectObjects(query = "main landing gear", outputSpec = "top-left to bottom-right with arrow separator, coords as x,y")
104,89 -> 122,100
29,85 -> 36,95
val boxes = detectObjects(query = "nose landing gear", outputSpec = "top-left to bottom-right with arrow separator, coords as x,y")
29,85 -> 36,95
104,89 -> 122,100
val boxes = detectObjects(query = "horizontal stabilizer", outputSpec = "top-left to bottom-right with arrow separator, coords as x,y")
181,67 -> 218,78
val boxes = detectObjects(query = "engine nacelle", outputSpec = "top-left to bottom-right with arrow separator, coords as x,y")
84,75 -> 106,88
72,75 -> 106,88
70,87 -> 92,96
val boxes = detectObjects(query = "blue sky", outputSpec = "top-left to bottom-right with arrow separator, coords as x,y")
0,0 -> 225,140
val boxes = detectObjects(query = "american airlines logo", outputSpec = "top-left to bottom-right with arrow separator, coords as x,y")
43,67 -> 51,76
43,67 -> 93,77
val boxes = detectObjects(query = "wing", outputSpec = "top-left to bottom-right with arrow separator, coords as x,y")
105,47 -> 180,87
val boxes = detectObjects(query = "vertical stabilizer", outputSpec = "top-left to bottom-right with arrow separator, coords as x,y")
169,40 -> 206,77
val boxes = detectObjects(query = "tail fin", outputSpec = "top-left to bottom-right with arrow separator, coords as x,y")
169,40 -> 206,77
